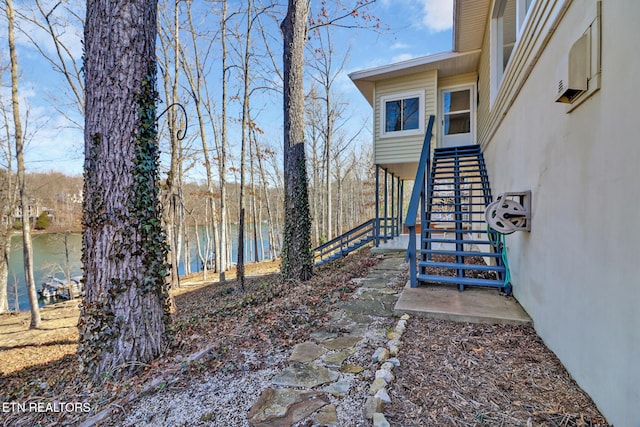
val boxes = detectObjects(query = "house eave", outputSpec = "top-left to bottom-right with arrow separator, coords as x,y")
349,49 -> 481,106
453,0 -> 491,53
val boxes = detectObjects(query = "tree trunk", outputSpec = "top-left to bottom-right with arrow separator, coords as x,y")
7,0 -> 41,328
218,0 -> 229,283
249,129 -> 259,263
281,0 -> 312,281
183,0 -> 219,275
255,142 -> 277,260
0,100 -> 15,314
183,226 -> 191,276
237,0 -> 255,290
165,0 -> 182,290
237,208 -> 245,289
0,232 -> 10,313
325,89 -> 333,241
80,0 -> 170,382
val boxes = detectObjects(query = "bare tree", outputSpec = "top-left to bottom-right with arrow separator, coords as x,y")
218,0 -> 229,282
16,0 -> 85,125
255,141 -> 281,258
0,89 -> 17,314
180,0 -> 219,279
157,0 -> 184,290
280,0 -> 381,279
308,28 -> 350,241
6,0 -> 41,328
305,84 -> 325,245
235,0 -> 256,290
79,0 -> 171,381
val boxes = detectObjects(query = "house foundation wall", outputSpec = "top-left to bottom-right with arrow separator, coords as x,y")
480,1 -> 640,425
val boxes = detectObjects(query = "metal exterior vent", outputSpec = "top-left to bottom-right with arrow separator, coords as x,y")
555,31 -> 589,104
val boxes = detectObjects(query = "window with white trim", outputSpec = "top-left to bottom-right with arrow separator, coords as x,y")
380,91 -> 424,138
491,0 -> 535,101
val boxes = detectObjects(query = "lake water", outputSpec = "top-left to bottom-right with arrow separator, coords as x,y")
7,226 -> 274,311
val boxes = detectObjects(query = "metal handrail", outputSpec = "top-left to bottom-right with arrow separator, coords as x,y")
404,115 -> 435,287
313,217 -> 398,265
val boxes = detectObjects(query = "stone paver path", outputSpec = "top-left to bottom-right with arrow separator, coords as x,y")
247,252 -> 409,427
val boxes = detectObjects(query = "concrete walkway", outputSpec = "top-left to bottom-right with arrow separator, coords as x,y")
372,243 -> 531,325
395,284 -> 531,325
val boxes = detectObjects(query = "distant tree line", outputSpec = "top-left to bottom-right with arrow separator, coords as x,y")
1,0 -> 382,381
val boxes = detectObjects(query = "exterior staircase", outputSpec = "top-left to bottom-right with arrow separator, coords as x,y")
313,218 -> 397,267
417,144 -> 507,292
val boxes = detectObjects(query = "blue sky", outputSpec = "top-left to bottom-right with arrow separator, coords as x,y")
1,0 -> 454,178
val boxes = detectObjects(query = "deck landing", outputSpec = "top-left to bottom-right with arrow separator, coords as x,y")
394,282 -> 532,325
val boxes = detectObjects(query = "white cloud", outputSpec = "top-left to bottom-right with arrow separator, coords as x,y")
418,0 -> 453,32
392,53 -> 418,63
391,42 -> 410,50
13,0 -> 84,61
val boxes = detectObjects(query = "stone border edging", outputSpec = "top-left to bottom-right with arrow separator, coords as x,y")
364,313 -> 410,427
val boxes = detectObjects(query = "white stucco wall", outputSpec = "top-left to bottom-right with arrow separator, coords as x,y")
480,1 -> 640,425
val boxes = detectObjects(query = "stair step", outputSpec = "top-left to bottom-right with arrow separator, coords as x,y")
433,156 -> 481,161
434,150 -> 481,154
426,210 -> 487,215
433,166 -> 482,173
417,274 -> 505,288
430,186 -> 492,191
432,178 -> 486,182
423,219 -> 487,224
434,157 -> 481,162
431,177 -> 487,181
433,160 -> 483,164
434,146 -> 481,155
423,228 -> 491,234
419,261 -> 505,272
427,201 -> 490,207
421,249 -> 502,258
428,201 -> 490,206
434,155 -> 481,160
423,237 -> 492,245
431,175 -> 487,179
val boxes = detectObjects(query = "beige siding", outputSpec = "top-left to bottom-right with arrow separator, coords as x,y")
477,17 -> 492,146
454,0 -> 491,52
374,70 -> 437,171
438,72 -> 477,89
478,0 -> 572,148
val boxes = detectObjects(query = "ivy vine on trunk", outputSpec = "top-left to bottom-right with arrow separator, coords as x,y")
79,0 -> 171,383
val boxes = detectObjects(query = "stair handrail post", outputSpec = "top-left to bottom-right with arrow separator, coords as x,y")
383,168 -> 388,243
374,165 -> 380,247
404,115 -> 435,288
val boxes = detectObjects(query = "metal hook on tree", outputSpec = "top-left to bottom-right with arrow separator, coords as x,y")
156,102 -> 188,141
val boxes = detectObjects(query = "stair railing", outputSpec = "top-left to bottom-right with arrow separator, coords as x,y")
313,218 -> 376,265
378,216 -> 399,240
404,115 -> 435,288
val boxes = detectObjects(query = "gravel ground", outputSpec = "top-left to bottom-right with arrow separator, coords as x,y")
119,314 -> 397,427
121,350 -> 288,427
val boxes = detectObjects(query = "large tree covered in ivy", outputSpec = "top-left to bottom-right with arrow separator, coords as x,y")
281,0 -> 313,281
79,0 -> 171,382
281,0 -> 313,280
280,0 -> 381,281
